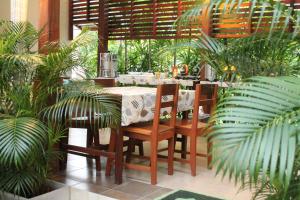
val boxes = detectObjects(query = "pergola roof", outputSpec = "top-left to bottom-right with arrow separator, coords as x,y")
69,0 -> 300,41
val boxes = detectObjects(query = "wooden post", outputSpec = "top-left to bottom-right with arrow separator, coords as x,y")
177,0 -> 182,37
125,40 -> 128,73
201,2 -> 212,36
98,0 -> 109,76
68,0 -> 73,40
39,0 -> 60,52
153,0 -> 157,37
247,2 -> 253,36
287,0 -> 295,33
130,0 -> 134,39
200,1 -> 212,80
87,0 -> 90,21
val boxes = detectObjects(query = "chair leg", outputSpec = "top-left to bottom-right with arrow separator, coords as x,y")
105,130 -> 116,176
93,128 -> 100,146
59,129 -> 69,170
86,127 -> 93,147
59,152 -> 68,170
126,138 -> 134,163
95,157 -> 101,171
150,140 -> 158,185
174,134 -> 178,149
137,140 -> 144,156
207,140 -> 212,169
181,135 -> 187,159
167,137 -> 174,175
190,135 -> 197,176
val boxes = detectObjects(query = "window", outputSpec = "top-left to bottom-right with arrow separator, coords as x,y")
11,0 -> 28,22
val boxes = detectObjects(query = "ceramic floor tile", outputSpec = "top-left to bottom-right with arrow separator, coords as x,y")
113,181 -> 162,197
65,168 -> 131,189
51,128 -> 252,200
73,182 -> 111,194
141,188 -> 173,200
51,175 -> 81,186
102,189 -> 140,200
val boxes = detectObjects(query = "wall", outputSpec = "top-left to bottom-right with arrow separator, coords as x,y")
27,0 -> 39,28
0,0 -> 69,41
0,0 -> 11,20
60,0 -> 69,43
27,0 -> 69,43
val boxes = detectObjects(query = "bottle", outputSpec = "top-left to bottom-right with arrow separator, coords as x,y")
172,65 -> 178,78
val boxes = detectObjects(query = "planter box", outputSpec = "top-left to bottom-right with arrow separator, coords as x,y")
2,181 -> 68,200
1,181 -> 116,200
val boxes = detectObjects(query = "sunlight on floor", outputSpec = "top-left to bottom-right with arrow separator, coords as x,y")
64,128 -> 252,200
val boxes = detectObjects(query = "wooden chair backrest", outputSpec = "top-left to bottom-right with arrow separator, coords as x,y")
192,84 -> 218,129
94,78 -> 115,87
152,84 -> 179,136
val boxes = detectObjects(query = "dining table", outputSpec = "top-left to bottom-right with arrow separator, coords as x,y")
116,74 -> 234,88
102,86 -> 196,184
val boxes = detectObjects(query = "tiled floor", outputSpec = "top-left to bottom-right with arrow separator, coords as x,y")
51,154 -> 170,200
50,128 -> 252,200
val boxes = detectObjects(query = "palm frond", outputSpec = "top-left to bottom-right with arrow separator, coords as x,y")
41,81 -> 121,130
0,20 -> 40,53
178,0 -> 300,39
180,31 -> 300,79
0,167 -> 45,198
0,117 -> 48,169
210,76 -> 300,193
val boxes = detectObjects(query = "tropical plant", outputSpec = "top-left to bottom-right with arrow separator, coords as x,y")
176,0 -> 300,80
76,31 -> 98,78
41,81 -> 121,130
176,44 -> 202,76
0,20 -> 121,198
179,0 -> 300,38
124,39 -> 175,72
188,33 -> 300,79
210,76 -> 300,199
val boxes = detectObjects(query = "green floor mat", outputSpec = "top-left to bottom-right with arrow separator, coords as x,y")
156,190 -> 224,200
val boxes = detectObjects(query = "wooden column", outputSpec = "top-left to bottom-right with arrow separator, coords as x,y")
39,0 -> 60,52
153,0 -> 157,37
68,0 -> 73,40
201,4 -> 212,36
286,0 -> 295,33
177,0 -> 182,37
97,0 -> 109,76
200,1 -> 212,80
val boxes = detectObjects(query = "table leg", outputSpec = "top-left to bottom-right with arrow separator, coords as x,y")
181,111 -> 189,159
181,135 -> 187,159
114,128 -> 123,184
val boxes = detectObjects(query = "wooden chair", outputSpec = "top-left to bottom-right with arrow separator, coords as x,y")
111,84 -> 179,185
95,78 -> 144,175
93,77 -> 115,152
60,116 -> 104,171
172,84 -> 218,176
94,78 -> 115,87
54,78 -> 116,173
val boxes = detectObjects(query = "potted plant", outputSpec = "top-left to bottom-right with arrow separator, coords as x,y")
210,76 -> 300,199
175,1 -> 300,198
0,20 -> 120,199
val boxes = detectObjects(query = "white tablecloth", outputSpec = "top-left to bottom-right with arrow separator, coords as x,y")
102,87 -> 195,126
116,75 -> 232,87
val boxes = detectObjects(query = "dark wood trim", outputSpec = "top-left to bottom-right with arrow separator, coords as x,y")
114,128 -> 124,184
97,0 -> 109,76
39,0 -> 60,52
68,0 -> 73,40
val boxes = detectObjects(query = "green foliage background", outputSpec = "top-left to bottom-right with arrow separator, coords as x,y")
78,31 -> 202,77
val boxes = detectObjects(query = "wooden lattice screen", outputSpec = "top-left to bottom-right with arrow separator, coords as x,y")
69,0 -> 300,40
